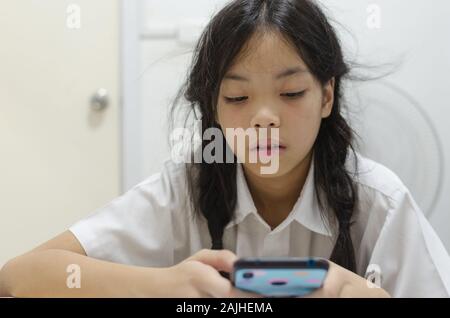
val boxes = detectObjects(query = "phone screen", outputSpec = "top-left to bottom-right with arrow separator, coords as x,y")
232,257 -> 329,297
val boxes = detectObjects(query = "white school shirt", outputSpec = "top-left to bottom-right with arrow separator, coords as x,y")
69,153 -> 450,297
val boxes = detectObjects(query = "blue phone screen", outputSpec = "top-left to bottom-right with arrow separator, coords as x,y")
234,267 -> 327,297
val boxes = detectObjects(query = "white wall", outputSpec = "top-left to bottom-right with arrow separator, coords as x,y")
123,0 -> 450,250
123,0 -> 231,190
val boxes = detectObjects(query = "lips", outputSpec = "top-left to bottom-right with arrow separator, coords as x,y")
250,140 -> 286,152
256,144 -> 285,150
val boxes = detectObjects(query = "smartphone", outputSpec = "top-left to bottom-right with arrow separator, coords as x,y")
232,257 -> 329,297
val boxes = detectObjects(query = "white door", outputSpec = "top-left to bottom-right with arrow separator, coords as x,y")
0,0 -> 120,265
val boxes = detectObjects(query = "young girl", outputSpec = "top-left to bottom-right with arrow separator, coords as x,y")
1,0 -> 449,298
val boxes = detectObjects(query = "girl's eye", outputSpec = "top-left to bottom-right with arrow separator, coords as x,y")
224,96 -> 248,104
281,91 -> 306,98
223,91 -> 305,104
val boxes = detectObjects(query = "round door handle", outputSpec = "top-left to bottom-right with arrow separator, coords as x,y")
90,88 -> 109,111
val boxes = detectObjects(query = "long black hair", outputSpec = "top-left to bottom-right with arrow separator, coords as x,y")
171,0 -> 358,272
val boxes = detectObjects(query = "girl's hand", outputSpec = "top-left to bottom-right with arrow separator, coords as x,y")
305,260 -> 391,298
162,249 -> 258,298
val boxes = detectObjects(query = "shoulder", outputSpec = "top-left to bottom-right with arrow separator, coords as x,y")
347,153 -> 413,269
348,154 -> 450,296
347,152 -> 418,240
68,159 -> 194,266
134,158 -> 188,190
82,158 -> 191,222
348,152 -> 409,205
129,159 -> 190,206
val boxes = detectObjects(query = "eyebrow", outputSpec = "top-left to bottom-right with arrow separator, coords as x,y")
223,66 -> 309,82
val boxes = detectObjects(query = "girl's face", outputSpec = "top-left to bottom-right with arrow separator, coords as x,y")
217,31 -> 335,178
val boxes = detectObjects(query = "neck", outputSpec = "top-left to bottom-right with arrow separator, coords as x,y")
242,151 -> 313,229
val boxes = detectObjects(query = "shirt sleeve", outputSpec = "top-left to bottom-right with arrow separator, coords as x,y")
69,160 -> 186,268
366,189 -> 450,297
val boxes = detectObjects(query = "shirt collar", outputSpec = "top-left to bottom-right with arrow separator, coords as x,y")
227,158 -> 333,237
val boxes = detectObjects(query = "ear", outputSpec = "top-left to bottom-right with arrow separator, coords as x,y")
321,77 -> 335,118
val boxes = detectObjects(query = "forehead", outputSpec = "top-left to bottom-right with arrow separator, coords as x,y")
228,31 -> 308,75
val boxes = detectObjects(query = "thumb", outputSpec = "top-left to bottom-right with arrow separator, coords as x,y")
187,249 -> 238,273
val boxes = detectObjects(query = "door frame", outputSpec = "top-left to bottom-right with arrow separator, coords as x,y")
121,0 -> 143,192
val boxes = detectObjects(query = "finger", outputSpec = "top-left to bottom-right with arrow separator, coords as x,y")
198,265 -> 236,298
189,249 -> 238,273
302,288 -> 325,298
227,287 -> 262,298
197,263 -> 262,298
318,261 -> 342,296
302,262 -> 347,298
206,273 -> 261,298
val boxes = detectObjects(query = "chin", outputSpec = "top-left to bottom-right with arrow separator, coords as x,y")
243,161 -> 290,178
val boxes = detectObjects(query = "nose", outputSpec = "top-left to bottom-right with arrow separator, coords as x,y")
250,107 -> 280,129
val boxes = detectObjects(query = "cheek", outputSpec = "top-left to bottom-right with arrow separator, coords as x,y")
217,103 -> 247,129
217,103 -> 256,161
283,103 -> 323,149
